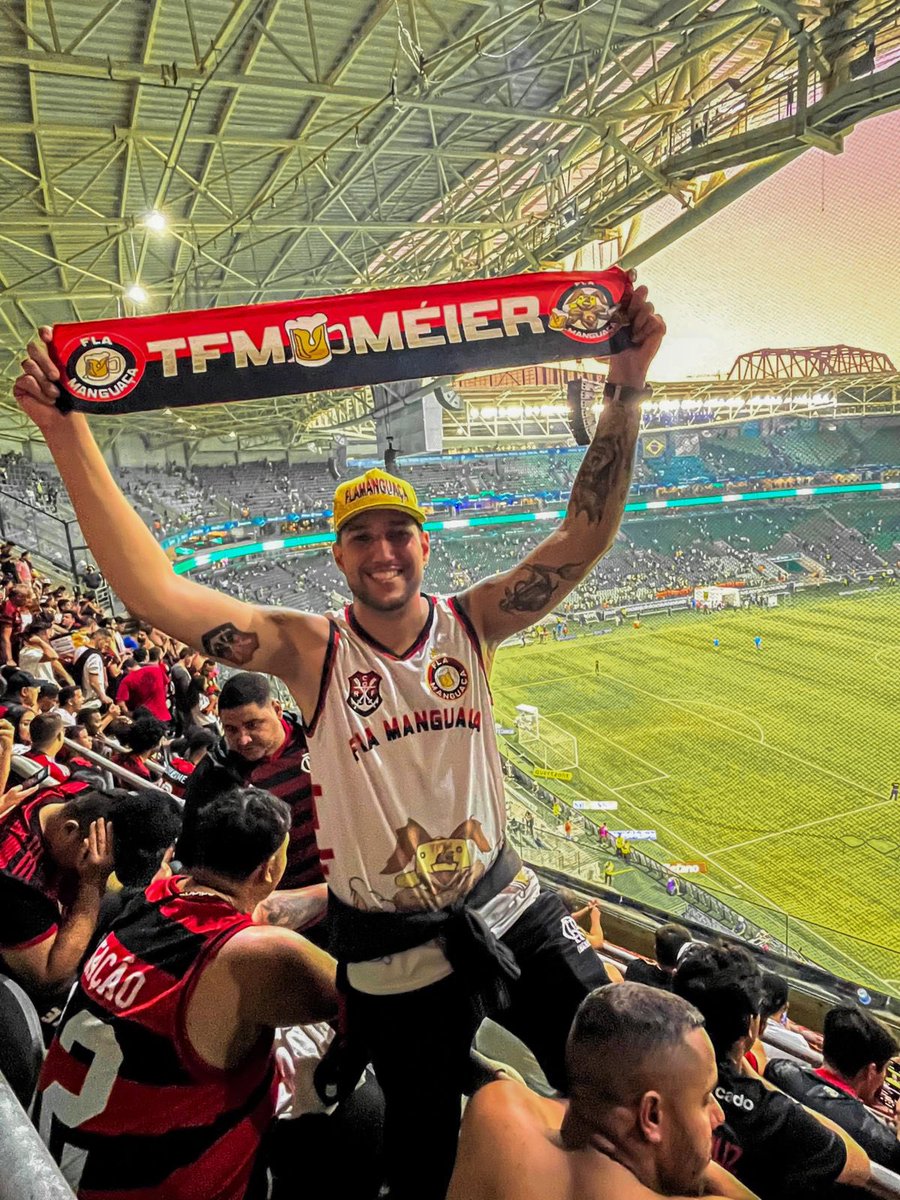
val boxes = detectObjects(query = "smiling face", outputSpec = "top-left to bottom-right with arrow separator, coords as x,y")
333,510 -> 430,614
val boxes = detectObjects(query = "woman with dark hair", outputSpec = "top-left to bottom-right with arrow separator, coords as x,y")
114,715 -> 167,782
6,703 -> 35,752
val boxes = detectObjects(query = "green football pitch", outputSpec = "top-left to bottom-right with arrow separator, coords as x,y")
491,586 -> 900,996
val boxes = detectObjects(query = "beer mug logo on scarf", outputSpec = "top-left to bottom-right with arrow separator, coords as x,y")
285,314 -> 332,366
78,348 -> 126,383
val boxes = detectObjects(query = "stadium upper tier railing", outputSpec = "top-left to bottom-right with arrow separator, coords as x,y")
166,476 -> 900,574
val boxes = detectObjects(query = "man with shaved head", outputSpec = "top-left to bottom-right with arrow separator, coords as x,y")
448,983 -> 754,1200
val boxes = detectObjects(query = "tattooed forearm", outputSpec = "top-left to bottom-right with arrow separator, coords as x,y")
499,561 -> 585,613
568,403 -> 641,525
253,884 -> 328,931
200,621 -> 260,664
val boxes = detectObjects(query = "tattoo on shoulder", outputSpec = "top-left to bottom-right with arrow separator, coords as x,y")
255,897 -> 295,928
499,561 -> 584,614
201,622 -> 260,664
569,432 -> 629,524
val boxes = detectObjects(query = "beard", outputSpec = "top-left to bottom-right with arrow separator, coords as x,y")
351,573 -> 420,613
657,1126 -> 709,1197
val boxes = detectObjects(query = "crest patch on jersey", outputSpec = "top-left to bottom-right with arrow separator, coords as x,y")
346,670 -> 383,716
427,655 -> 469,701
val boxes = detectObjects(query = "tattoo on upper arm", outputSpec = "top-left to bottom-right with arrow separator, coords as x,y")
499,561 -> 584,614
568,430 -> 631,524
254,890 -> 325,930
200,622 -> 260,664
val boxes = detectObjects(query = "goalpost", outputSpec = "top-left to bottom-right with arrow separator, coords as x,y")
515,704 -> 579,772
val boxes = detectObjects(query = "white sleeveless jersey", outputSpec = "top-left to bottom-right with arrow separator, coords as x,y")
306,594 -> 537,993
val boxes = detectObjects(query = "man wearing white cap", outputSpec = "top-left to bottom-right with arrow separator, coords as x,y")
15,284 -> 665,1200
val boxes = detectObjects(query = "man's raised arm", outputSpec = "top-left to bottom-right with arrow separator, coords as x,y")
14,328 -> 328,715
459,285 -> 665,650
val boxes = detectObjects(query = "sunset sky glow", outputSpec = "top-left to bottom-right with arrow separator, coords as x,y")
636,111 -> 900,382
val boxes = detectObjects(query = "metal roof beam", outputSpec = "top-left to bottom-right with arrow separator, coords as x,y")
0,48 -> 608,131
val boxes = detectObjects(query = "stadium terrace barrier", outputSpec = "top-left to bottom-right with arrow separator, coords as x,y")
61,739 -> 177,801
532,861 -> 900,1040
871,1164 -> 900,1198
0,1073 -> 74,1199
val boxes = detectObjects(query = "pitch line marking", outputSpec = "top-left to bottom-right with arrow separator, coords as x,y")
544,711 -> 670,779
713,795 -> 899,854
565,752 -> 892,990
501,678 -> 894,988
575,755 -> 893,991
526,667 -> 888,805
497,662 -> 896,986
676,698 -> 766,745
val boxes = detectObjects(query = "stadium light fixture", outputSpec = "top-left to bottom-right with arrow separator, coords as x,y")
125,283 -> 148,303
143,210 -> 168,232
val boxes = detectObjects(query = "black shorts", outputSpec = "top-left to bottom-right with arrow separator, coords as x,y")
497,889 -> 610,1090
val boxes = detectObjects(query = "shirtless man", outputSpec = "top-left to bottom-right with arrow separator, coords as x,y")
448,983 -> 751,1200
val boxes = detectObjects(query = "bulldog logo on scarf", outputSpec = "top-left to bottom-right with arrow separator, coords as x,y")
49,269 -> 634,415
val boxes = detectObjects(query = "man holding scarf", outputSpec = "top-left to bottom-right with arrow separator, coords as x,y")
15,283 -> 665,1200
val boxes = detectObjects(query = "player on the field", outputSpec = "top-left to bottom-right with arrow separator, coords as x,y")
890,781 -> 898,801
754,635 -> 762,650
15,283 -> 664,1200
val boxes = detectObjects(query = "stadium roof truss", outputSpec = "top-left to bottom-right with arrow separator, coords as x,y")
306,365 -> 900,445
0,0 -> 898,447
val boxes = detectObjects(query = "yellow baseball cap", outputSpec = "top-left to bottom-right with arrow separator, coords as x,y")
332,468 -> 427,532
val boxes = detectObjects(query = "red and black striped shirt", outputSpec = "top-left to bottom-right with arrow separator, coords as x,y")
183,714 -> 322,890
0,791 -> 60,897
35,875 -> 276,1200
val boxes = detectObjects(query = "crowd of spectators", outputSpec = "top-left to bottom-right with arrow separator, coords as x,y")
449,938 -> 900,1200
2,416 -> 899,545
186,493 -> 898,619
1,377 -> 899,1198
1,532 -> 898,1200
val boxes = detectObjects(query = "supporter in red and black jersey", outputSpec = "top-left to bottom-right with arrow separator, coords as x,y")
767,1005 -> 900,1173
155,727 -> 216,798
183,672 -> 322,894
0,790 -> 115,996
114,714 -> 167,781
0,584 -> 33,665
0,778 -> 95,897
674,944 -> 873,1200
35,785 -> 337,1200
25,711 -> 71,783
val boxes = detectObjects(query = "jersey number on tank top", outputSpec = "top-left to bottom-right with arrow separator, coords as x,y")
38,1010 -> 123,1189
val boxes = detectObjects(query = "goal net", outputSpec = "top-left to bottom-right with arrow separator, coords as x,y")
515,705 -> 579,772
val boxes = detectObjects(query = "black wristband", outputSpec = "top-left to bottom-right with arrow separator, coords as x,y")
603,382 -> 653,404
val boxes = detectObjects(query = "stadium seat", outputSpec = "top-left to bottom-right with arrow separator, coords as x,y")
0,972 -> 44,1109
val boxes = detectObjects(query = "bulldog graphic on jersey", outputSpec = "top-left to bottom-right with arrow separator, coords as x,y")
348,817 -> 492,912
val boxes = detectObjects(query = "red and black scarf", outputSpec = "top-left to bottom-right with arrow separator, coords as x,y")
50,268 -> 633,416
